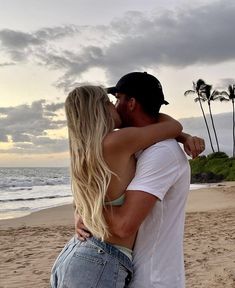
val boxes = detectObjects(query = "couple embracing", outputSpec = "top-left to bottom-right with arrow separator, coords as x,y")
50,72 -> 204,288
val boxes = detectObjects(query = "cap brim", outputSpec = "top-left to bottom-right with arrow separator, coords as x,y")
106,87 -> 118,95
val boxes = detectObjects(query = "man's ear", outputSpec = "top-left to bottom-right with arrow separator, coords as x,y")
127,97 -> 136,111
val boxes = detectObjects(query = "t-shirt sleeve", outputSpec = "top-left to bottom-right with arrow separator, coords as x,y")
127,143 -> 179,200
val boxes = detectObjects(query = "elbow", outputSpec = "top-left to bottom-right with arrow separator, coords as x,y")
167,120 -> 183,139
176,122 -> 183,137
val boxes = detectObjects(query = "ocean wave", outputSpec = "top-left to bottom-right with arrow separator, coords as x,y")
0,194 -> 71,203
0,167 -> 70,190
0,178 -> 70,190
0,207 -> 31,212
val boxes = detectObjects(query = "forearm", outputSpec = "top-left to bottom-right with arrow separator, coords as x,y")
155,113 -> 183,141
176,132 -> 191,144
105,191 -> 157,238
104,206 -> 136,239
158,115 -> 191,144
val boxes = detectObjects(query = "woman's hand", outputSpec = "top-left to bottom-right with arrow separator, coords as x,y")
179,133 -> 205,158
74,211 -> 91,241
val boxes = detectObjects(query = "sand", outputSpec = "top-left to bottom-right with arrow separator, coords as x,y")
0,183 -> 235,288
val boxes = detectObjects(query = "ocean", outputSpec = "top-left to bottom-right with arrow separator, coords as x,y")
0,167 -> 72,220
0,167 -> 207,220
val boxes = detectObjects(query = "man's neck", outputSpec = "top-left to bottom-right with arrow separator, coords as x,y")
131,114 -> 158,127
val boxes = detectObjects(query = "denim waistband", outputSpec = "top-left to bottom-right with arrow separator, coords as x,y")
87,237 -> 133,273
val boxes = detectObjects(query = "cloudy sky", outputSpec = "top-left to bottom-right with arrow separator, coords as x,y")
0,0 -> 234,166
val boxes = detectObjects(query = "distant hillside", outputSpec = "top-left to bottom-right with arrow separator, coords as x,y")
189,152 -> 235,183
179,113 -> 233,157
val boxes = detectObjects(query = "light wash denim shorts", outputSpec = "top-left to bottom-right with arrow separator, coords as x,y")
50,236 -> 133,288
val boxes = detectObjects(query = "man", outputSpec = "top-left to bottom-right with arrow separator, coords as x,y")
77,72 -> 205,287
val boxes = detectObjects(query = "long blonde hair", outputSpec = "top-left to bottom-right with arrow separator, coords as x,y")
65,85 -> 115,240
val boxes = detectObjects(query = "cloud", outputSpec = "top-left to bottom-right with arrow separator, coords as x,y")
0,26 -> 79,61
11,133 -> 31,143
0,26 -> 79,49
0,29 -> 42,49
1,138 -> 68,154
0,131 -> 8,142
52,0 -> 235,90
0,100 -> 67,154
1,108 -> 233,156
0,62 -> 16,67
0,29 -> 43,61
35,25 -> 80,41
0,0 -> 234,89
216,78 -> 235,89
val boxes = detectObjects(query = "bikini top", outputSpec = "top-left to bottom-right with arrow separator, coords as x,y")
105,194 -> 125,206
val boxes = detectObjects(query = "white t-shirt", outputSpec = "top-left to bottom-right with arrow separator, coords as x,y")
128,139 -> 190,288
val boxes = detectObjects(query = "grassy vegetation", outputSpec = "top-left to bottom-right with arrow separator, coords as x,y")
189,152 -> 235,183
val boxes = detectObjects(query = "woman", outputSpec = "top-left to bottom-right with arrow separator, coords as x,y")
50,85 -> 190,287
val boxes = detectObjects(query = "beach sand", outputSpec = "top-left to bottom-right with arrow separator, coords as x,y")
0,183 -> 235,288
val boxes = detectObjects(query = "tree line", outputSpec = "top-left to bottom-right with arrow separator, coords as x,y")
184,80 -> 235,157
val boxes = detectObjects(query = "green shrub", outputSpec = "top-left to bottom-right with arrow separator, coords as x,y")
207,152 -> 229,159
189,152 -> 235,183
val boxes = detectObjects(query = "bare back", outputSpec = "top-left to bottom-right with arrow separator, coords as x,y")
103,131 -> 137,248
104,149 -> 136,201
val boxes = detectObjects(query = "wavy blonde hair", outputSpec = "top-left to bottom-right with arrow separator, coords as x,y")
65,85 -> 115,240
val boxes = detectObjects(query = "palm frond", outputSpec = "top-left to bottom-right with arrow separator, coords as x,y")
212,95 -> 222,101
194,97 -> 206,103
184,90 -> 195,96
212,90 -> 221,96
200,84 -> 207,90
220,91 -> 229,97
196,79 -> 206,92
211,90 -> 222,101
220,97 -> 229,102
202,84 -> 212,100
198,94 -> 208,101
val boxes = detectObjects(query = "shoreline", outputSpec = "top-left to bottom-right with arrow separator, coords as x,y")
1,181 -> 234,229
0,182 -> 208,222
0,182 -> 235,287
0,182 -> 225,225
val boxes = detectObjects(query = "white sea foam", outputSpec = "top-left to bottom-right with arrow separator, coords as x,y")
189,184 -> 210,190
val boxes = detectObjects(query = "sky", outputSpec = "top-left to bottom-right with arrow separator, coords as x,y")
0,0 -> 234,166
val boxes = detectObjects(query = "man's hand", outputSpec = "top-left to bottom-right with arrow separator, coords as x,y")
74,211 -> 91,241
177,132 -> 205,159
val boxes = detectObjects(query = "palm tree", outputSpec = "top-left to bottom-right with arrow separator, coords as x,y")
220,84 -> 235,157
200,83 -> 221,152
184,79 -> 215,152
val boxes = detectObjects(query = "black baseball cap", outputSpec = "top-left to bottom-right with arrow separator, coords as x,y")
106,72 -> 169,105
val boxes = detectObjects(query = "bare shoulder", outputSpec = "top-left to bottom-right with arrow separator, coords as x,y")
103,128 -> 137,151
